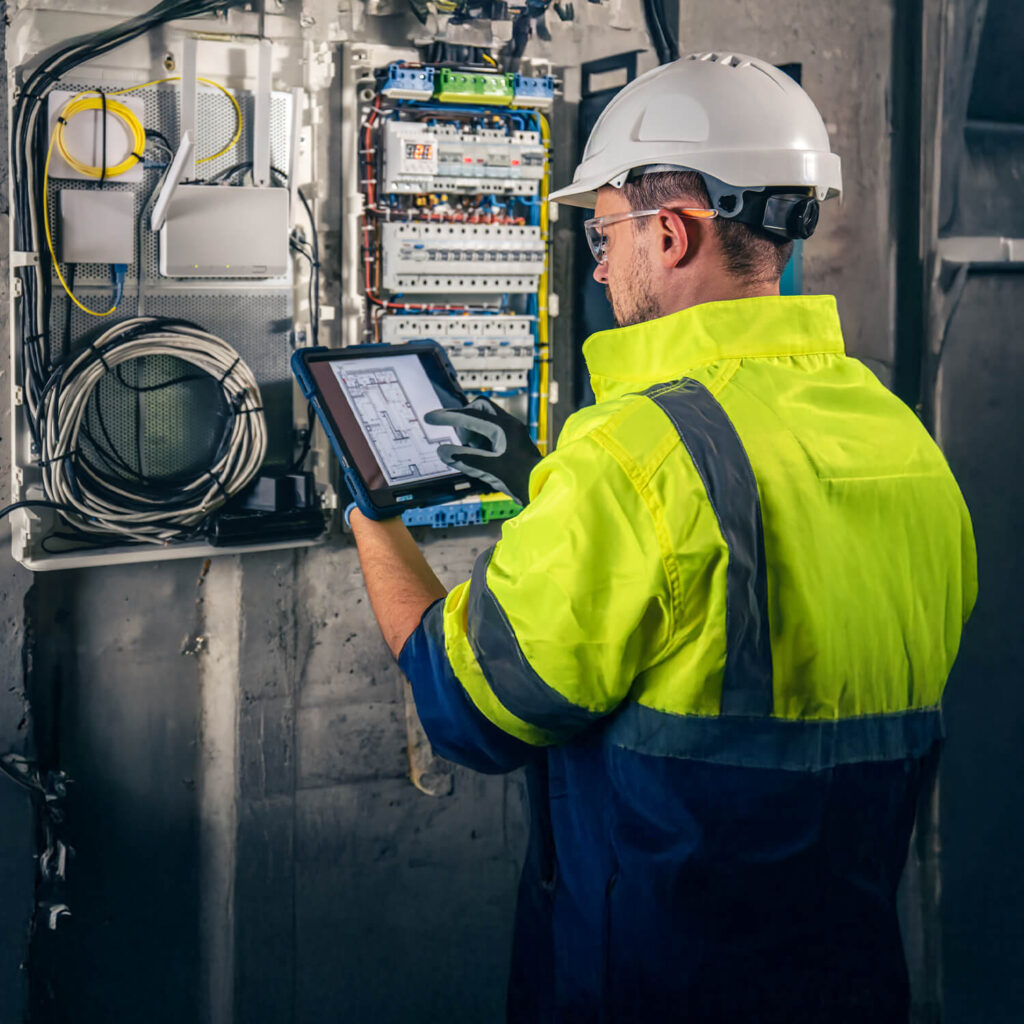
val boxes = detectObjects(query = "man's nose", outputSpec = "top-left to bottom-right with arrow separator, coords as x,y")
593,260 -> 609,285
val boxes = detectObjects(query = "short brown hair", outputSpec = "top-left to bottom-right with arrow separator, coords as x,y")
620,170 -> 794,283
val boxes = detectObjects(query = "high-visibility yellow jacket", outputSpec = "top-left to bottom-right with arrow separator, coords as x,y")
400,294 -> 977,1022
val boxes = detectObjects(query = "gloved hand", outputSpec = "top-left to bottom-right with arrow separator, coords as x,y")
424,397 -> 542,507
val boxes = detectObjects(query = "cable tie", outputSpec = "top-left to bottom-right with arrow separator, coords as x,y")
99,91 -> 108,187
205,469 -> 228,500
89,344 -> 112,371
218,356 -> 241,385
233,405 -> 264,415
37,449 -> 77,469
130,151 -> 144,162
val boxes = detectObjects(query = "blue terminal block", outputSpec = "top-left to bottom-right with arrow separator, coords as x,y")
381,63 -> 436,101
401,493 -> 523,529
512,74 -> 555,108
402,500 -> 484,529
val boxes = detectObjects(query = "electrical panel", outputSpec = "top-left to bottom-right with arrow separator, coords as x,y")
5,6 -> 561,566
343,45 -> 557,528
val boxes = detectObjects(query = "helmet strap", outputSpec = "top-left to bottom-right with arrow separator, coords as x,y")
617,167 -> 820,241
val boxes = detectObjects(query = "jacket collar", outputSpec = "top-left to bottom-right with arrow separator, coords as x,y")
583,295 -> 846,404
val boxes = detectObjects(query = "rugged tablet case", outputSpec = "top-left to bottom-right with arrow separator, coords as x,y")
291,341 -> 475,521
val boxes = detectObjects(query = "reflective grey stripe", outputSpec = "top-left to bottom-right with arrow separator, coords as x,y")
465,546 -> 604,734
606,702 -> 944,771
646,379 -> 773,718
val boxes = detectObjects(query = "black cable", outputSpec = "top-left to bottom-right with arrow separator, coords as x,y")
286,186 -> 321,472
296,187 -> 320,346
145,128 -> 173,154
98,89 -> 108,186
643,0 -> 677,64
0,500 -> 71,522
62,264 -> 75,352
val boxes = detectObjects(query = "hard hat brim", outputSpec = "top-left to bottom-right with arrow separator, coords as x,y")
549,150 -> 842,209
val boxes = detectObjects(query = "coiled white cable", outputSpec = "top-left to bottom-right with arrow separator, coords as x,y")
39,317 -> 267,544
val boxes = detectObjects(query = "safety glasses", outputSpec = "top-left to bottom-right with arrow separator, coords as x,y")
583,207 -> 718,264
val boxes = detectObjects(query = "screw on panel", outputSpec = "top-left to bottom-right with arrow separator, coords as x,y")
164,52 -> 176,71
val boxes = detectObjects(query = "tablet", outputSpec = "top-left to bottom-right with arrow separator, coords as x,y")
291,342 -> 483,519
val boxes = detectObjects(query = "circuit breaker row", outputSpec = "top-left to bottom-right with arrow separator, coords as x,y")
383,121 -> 545,195
380,223 -> 544,293
381,314 -> 534,391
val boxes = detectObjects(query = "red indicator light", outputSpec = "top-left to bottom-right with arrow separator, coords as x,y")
511,159 -> 520,166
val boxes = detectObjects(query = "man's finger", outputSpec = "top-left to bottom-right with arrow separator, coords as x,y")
426,409 -> 505,451
436,443 -> 500,466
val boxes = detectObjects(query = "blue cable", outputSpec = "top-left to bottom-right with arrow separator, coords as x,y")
110,263 -> 128,309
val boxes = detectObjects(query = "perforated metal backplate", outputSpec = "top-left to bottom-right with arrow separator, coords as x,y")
48,292 -> 294,479
45,82 -> 295,487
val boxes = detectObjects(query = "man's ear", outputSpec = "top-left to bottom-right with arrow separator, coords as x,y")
655,208 -> 691,269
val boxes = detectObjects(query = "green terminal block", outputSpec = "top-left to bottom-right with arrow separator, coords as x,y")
434,68 -> 515,106
481,495 -> 523,523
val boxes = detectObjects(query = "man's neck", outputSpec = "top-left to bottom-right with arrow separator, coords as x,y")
659,276 -> 781,318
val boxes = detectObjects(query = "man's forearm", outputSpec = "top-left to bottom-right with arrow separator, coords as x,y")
349,509 -> 448,658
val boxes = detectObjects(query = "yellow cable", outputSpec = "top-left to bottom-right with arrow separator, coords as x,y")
42,76 -> 243,318
107,76 -> 243,164
43,118 -> 118,317
481,53 -> 497,68
536,112 -> 552,455
55,92 -> 147,179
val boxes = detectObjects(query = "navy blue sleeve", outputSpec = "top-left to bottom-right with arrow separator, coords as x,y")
398,598 -> 533,775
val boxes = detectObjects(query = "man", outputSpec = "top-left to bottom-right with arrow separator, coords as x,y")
349,54 -> 977,1022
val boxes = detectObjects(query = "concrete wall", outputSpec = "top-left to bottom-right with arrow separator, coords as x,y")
676,0 -> 898,376
933,2 -> 1024,1018
0,2 -> 915,1021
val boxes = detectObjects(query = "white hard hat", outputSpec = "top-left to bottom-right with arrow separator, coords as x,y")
550,52 -> 842,212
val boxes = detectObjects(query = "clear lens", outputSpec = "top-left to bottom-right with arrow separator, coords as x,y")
583,218 -> 605,263
582,207 -> 717,264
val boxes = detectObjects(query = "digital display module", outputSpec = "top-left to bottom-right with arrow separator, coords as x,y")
404,142 -> 435,161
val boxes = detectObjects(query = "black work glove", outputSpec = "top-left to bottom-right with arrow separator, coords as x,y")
424,397 -> 542,507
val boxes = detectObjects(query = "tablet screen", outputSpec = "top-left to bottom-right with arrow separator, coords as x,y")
307,351 -> 461,493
